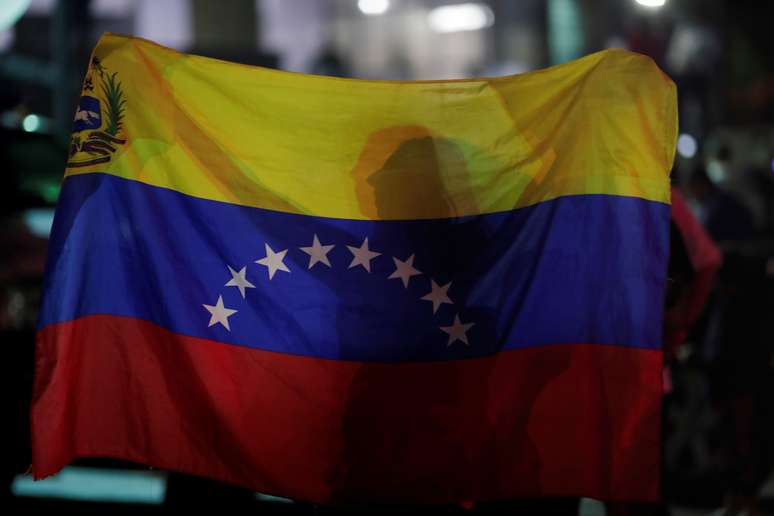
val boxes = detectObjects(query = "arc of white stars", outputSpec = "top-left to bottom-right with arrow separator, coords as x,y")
346,237 -> 381,273
300,234 -> 335,269
224,265 -> 255,298
421,279 -> 453,314
440,314 -> 475,346
203,295 -> 237,331
388,254 -> 422,288
255,243 -> 290,280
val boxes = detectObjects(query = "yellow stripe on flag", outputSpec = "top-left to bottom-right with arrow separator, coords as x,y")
66,33 -> 676,220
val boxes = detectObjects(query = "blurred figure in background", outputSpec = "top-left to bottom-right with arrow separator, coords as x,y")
663,186 -> 723,365
685,166 -> 772,516
0,178 -> 48,509
686,166 -> 755,244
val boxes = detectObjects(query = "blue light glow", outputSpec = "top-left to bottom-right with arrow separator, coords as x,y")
12,466 -> 166,504
22,113 -> 40,132
0,0 -> 30,31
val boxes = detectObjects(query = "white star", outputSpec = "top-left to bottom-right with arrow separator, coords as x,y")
347,237 -> 381,273
440,314 -> 475,346
224,265 -> 255,298
388,254 -> 422,288
202,295 -> 238,331
421,279 -> 453,314
255,243 -> 290,280
300,234 -> 335,269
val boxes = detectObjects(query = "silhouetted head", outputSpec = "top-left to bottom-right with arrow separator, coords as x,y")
351,126 -> 475,220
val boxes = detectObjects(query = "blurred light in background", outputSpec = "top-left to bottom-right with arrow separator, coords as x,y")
12,467 -> 166,504
634,0 -> 667,7
428,3 -> 494,34
40,182 -> 60,203
770,157 -> 774,174
707,159 -> 727,183
358,0 -> 390,16
22,113 -> 40,132
23,208 -> 55,238
27,0 -> 55,15
0,27 -> 14,52
134,0 -> 193,51
255,493 -> 294,503
2,110 -> 53,132
90,0 -> 133,18
0,0 -> 30,31
677,133 -> 698,159
547,0 -> 583,65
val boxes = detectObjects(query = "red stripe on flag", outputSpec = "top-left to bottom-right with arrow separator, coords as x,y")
32,315 -> 662,503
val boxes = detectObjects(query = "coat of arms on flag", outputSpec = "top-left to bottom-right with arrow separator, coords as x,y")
67,57 -> 127,168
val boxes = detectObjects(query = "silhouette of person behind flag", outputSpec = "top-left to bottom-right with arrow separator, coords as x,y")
327,126 -> 574,511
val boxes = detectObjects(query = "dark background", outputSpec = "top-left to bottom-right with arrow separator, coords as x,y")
2,1 -> 773,514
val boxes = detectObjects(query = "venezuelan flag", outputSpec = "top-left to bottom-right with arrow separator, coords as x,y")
33,34 -> 677,503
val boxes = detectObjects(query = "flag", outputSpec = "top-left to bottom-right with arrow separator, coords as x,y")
663,187 -> 722,361
32,33 -> 677,503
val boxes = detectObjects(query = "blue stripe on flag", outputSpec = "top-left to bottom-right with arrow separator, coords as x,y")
40,173 -> 669,362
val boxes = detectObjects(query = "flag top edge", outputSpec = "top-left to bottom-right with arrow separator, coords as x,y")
63,33 -> 676,220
